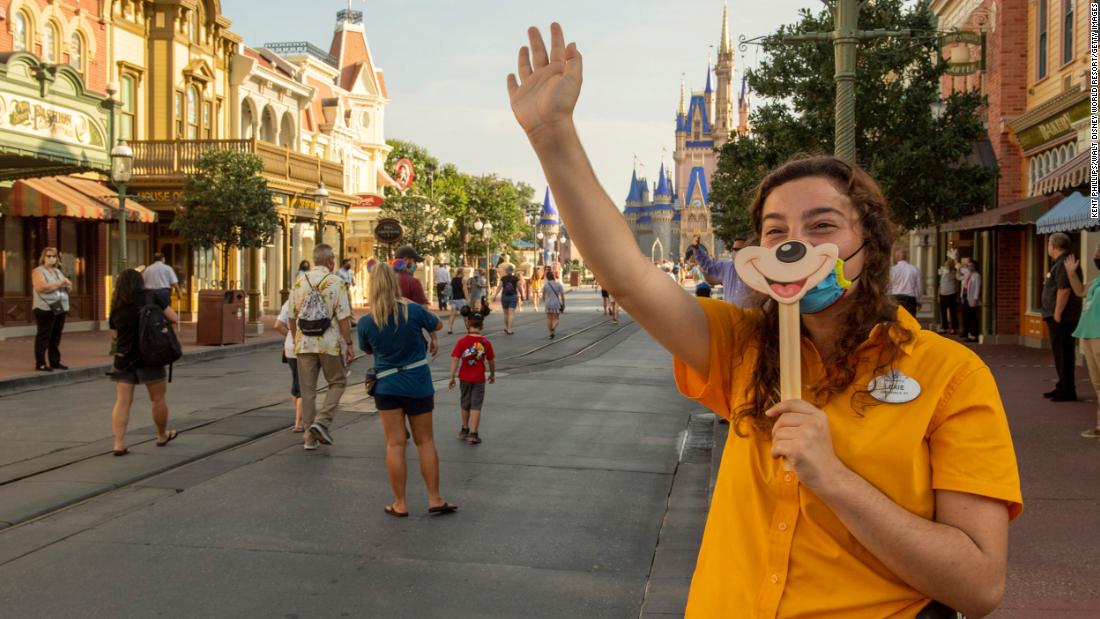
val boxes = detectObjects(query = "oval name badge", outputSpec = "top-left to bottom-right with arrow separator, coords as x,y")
867,370 -> 921,404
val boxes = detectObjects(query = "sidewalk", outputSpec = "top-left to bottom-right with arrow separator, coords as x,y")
0,316 -> 283,393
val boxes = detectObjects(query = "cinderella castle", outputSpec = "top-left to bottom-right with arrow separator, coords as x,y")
624,2 -> 751,263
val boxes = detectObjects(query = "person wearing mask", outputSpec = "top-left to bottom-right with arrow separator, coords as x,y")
1041,233 -> 1083,402
287,244 -> 354,451
434,262 -> 452,311
1060,251 -> 1100,437
937,258 -> 959,334
31,247 -> 72,372
142,252 -> 181,310
336,260 -> 355,289
507,25 -> 1021,617
357,264 -> 455,517
107,268 -> 179,455
887,248 -> 923,318
690,237 -> 753,307
958,259 -> 982,342
393,245 -> 429,306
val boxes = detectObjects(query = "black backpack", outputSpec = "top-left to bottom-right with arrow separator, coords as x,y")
138,303 -> 182,380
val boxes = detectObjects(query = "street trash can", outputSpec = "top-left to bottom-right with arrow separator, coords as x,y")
196,289 -> 246,345
570,271 -> 581,287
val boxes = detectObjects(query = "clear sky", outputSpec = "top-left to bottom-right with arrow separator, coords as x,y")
222,0 -> 813,204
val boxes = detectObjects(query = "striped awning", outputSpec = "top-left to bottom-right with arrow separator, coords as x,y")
1,176 -> 157,223
1034,150 -> 1090,195
941,194 -> 1062,232
1035,192 -> 1098,234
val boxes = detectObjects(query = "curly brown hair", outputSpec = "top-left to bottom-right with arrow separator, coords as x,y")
731,155 -> 914,435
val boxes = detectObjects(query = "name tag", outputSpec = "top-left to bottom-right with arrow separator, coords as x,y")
867,370 -> 922,404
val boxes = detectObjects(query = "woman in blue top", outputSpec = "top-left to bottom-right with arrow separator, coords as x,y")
358,264 -> 457,517
1062,252 -> 1100,439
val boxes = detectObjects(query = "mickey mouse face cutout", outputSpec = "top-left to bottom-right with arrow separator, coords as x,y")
734,240 -> 839,304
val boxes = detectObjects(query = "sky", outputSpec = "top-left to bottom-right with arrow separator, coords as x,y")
221,0 -> 815,204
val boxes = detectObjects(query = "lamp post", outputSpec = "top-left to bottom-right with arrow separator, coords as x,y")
110,140 -> 133,273
483,221 -> 493,277
313,182 -> 329,245
474,218 -> 484,268
536,231 -> 545,267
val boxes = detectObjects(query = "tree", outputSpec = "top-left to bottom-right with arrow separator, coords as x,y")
460,174 -> 534,265
711,0 -> 996,242
379,193 -> 453,258
384,139 -> 440,198
172,150 -> 276,289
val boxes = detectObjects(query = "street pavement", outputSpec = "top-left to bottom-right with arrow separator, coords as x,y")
0,289 -> 1097,617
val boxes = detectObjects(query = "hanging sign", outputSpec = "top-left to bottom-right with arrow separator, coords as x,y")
374,218 -> 404,244
393,159 -> 415,192
354,193 -> 385,208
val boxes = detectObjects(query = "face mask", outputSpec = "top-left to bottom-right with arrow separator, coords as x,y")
799,242 -> 865,314
960,267 -> 971,275
46,257 -> 57,266
407,262 -> 417,274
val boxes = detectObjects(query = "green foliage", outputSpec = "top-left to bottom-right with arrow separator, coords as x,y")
379,193 -> 453,258
172,150 -> 276,289
711,0 -> 997,242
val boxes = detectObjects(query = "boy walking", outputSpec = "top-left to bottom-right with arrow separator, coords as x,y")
448,313 -> 495,445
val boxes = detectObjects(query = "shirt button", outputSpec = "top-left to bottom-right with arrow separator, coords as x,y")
784,474 -> 793,483
770,574 -> 779,584
778,522 -> 788,531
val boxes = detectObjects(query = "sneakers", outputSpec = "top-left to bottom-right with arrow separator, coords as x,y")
303,439 -> 319,451
1081,427 -> 1100,438
310,422 -> 333,445
458,427 -> 470,440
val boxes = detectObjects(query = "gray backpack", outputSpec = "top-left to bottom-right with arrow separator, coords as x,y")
297,274 -> 333,336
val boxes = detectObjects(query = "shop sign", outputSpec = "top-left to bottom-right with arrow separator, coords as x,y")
325,205 -> 344,216
290,195 -> 319,210
1017,99 -> 1091,151
354,193 -> 384,208
135,189 -> 182,205
374,218 -> 404,244
272,193 -> 290,207
0,93 -> 104,147
393,159 -> 415,192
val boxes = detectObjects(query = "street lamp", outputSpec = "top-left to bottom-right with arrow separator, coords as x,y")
483,221 -> 493,272
536,231 -> 545,266
474,218 -> 484,232
313,182 -> 329,244
110,140 -> 133,273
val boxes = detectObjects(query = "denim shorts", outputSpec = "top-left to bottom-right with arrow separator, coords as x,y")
501,294 -> 518,310
373,393 -> 435,416
110,365 -> 167,385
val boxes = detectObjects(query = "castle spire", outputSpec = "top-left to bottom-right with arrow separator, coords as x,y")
678,75 -> 686,116
705,62 -> 712,94
719,0 -> 732,55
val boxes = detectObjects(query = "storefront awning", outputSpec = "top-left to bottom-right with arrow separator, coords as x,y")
1,176 -> 157,223
1035,192 -> 1098,234
940,194 -> 1062,232
1033,150 -> 1090,196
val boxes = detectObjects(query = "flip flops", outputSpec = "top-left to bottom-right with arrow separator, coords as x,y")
384,504 -> 409,518
112,448 -> 129,457
156,429 -> 178,447
428,501 -> 458,515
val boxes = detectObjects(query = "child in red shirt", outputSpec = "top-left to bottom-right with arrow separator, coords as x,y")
448,312 -> 495,444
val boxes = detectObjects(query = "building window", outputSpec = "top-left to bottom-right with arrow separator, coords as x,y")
187,87 -> 199,139
69,33 -> 84,73
1037,0 -> 1048,79
42,23 -> 58,63
202,101 -> 212,139
120,76 -> 136,140
175,91 -> 185,137
12,12 -> 29,52
1062,0 -> 1073,64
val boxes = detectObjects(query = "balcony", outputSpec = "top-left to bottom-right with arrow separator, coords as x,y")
129,139 -> 344,194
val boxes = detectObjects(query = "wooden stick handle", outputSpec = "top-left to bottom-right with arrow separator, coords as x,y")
778,303 -> 800,473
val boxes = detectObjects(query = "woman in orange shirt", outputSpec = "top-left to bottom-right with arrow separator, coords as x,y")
507,24 -> 1022,618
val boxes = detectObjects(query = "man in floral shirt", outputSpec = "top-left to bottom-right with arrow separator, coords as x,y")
288,244 -> 354,451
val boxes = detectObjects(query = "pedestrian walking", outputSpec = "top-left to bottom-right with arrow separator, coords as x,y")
492,264 -> 522,334
887,248 -> 923,318
107,269 -> 179,455
1060,252 -> 1100,437
528,268 -> 543,311
600,282 -> 610,314
937,258 -> 959,334
336,260 -> 355,289
508,25 -> 1021,616
446,268 -> 469,334
287,244 -> 354,451
275,297 -> 305,433
542,270 -> 567,339
959,260 -> 982,342
392,245 -> 429,305
448,312 -> 496,445
689,237 -> 753,307
357,263 -> 456,517
1041,232 -> 1082,402
142,252 -> 181,310
434,262 -> 452,311
467,268 -> 488,314
31,247 -> 72,372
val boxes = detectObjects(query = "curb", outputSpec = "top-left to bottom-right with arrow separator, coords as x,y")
0,338 -> 283,397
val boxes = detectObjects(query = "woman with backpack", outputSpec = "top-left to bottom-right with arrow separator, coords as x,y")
108,269 -> 179,456
542,270 -> 567,339
492,264 -> 523,334
358,264 -> 456,517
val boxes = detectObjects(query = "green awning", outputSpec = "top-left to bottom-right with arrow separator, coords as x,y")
941,194 -> 1062,232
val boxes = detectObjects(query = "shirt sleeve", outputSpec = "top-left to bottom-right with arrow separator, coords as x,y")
672,298 -> 753,419
927,364 -> 1023,520
451,338 -> 463,358
335,281 -> 352,321
356,319 -> 372,355
484,338 -> 495,360
169,268 -> 179,285
287,280 -> 301,319
1054,263 -> 1071,291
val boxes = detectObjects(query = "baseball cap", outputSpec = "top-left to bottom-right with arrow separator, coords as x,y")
395,245 -> 424,261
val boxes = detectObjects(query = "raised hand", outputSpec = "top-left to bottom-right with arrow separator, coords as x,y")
507,23 -> 582,140
1065,254 -> 1078,274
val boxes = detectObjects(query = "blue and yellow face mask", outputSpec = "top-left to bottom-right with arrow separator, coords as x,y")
799,242 -> 865,314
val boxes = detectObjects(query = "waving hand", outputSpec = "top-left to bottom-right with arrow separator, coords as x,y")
507,23 -> 582,141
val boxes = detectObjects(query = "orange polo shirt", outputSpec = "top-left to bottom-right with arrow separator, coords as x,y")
674,299 -> 1023,618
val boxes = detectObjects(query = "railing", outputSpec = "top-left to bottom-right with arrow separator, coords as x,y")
130,139 -> 344,193
262,41 -> 338,68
